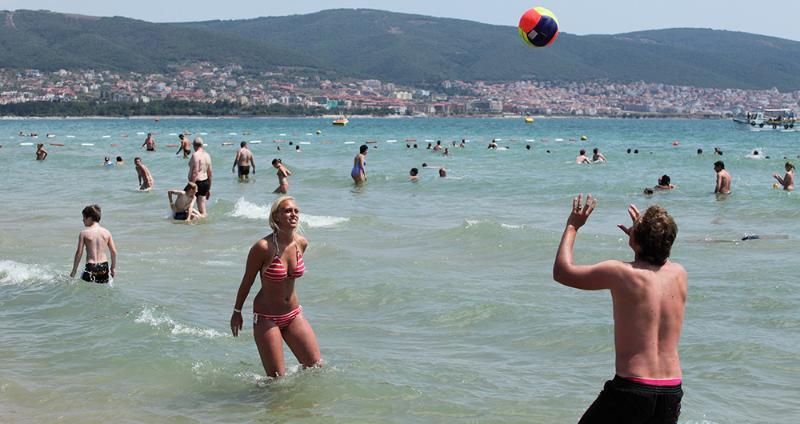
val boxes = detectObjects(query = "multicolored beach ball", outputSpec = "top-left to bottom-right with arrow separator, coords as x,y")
518,7 -> 559,47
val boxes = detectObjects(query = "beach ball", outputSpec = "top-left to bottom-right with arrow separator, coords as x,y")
518,7 -> 559,47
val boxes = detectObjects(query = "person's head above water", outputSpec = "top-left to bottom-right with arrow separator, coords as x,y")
629,205 -> 677,266
269,195 -> 299,234
697,148 -> 703,155
658,175 -> 671,186
183,181 -> 198,195
116,156 -> 123,162
439,168 -> 446,177
579,149 -> 586,155
82,204 -> 101,224
422,163 -> 428,168
627,148 -> 631,154
526,144 -> 531,150
360,144 -> 368,154
410,167 -> 419,176
593,148 -> 599,154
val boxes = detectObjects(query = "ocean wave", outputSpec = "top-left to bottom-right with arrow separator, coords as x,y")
230,198 -> 349,228
464,219 -> 526,231
0,260 -> 58,285
135,306 -> 225,339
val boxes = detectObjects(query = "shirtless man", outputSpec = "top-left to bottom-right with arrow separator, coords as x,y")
592,148 -> 606,163
714,161 -> 732,194
36,143 -> 48,160
134,157 -> 154,191
141,133 -> 156,151
553,194 -> 686,423
70,204 -> 117,284
576,149 -> 591,164
175,134 -> 191,159
167,182 -> 201,222
188,137 -> 212,216
232,141 -> 256,181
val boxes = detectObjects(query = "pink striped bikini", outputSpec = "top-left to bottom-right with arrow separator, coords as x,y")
253,234 -> 305,329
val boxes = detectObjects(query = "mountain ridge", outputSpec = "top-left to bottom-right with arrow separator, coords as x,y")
2,9 -> 800,90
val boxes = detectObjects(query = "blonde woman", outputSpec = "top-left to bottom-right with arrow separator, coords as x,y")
230,196 -> 321,377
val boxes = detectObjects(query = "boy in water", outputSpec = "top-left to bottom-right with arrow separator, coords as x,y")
714,161 -> 732,194
553,195 -> 686,423
167,182 -> 201,222
134,157 -> 154,191
70,205 -> 117,284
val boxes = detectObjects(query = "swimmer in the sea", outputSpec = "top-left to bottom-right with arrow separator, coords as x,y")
714,161 -> 732,194
592,148 -> 606,163
576,149 -> 591,164
488,139 -> 498,150
655,175 -> 675,190
232,141 -> 256,182
272,158 -> 292,194
116,156 -> 124,166
70,204 -> 117,284
351,144 -> 367,184
141,133 -> 156,151
553,196 -> 686,423
714,147 -> 723,156
175,134 -> 191,159
35,143 -> 48,161
433,141 -> 442,152
167,183 -> 201,222
409,167 -> 419,182
103,156 -> 113,167
134,157 -> 154,191
230,196 -> 322,377
697,148 -> 703,155
439,168 -> 447,178
772,162 -> 795,191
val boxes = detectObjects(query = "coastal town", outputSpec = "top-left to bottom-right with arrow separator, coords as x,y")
1,62 -> 799,117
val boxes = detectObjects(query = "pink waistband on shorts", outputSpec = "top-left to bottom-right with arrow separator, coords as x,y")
622,376 -> 682,386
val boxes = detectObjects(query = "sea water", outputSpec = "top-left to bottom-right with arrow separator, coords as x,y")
0,118 -> 798,423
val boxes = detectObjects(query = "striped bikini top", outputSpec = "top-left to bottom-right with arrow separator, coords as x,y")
262,233 -> 305,282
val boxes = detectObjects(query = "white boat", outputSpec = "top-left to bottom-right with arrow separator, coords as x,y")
733,108 -> 797,130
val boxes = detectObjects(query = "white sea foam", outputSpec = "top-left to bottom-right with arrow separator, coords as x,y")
0,260 -> 57,285
230,198 -> 349,228
135,306 -> 225,339
169,133 -> 178,136
136,132 -> 146,135
299,142 -> 311,145
102,135 -> 111,138
344,141 -> 355,144
66,135 -> 76,138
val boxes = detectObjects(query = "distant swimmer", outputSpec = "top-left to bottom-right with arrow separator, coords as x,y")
232,141 -> 256,182
576,149 -> 590,164
697,148 -> 703,155
746,150 -> 764,160
488,139 -> 498,150
553,196 -> 686,423
230,196 -> 322,377
433,140 -> 442,152
134,157 -> 154,191
141,133 -> 156,152
351,144 -> 368,184
103,156 -> 114,167
655,175 -> 675,190
167,183 -> 201,222
714,161 -> 732,194
772,162 -> 795,191
714,147 -> 723,156
439,168 -> 447,178
116,156 -> 124,165
459,139 -> 466,148
35,143 -> 48,160
592,147 -> 606,163
526,144 -> 531,150
70,204 -> 117,284
443,147 -> 450,156
409,167 -> 419,182
175,134 -> 191,159
272,159 -> 292,194
188,137 -> 212,217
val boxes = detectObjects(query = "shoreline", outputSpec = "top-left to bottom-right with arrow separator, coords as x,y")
0,114 -> 730,120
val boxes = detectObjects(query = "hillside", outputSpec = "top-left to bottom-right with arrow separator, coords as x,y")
2,9 -> 800,90
0,10 -> 321,73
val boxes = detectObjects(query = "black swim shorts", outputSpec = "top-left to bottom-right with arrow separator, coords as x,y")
579,375 -> 682,424
82,262 -> 110,284
238,165 -> 250,177
195,179 -> 210,197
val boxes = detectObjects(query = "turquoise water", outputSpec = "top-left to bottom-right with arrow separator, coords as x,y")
0,117 -> 798,423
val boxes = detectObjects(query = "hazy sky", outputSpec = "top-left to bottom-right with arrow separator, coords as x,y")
1,0 -> 798,41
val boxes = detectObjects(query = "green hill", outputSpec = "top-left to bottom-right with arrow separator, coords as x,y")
2,9 -> 800,90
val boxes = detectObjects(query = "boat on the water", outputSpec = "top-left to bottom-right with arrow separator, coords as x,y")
733,108 -> 797,130
332,117 -> 349,126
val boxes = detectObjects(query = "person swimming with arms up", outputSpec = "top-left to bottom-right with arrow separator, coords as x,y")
272,159 -> 292,194
553,195 -> 686,423
772,162 -> 794,191
167,182 -> 201,222
70,204 -> 117,284
351,144 -> 367,184
230,196 -> 322,377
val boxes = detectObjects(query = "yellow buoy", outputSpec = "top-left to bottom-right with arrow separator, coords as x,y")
580,135 -> 588,141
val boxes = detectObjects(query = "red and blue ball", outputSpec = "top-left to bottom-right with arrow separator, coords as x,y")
518,7 -> 559,48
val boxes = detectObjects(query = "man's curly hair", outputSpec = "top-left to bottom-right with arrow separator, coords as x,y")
632,205 -> 677,266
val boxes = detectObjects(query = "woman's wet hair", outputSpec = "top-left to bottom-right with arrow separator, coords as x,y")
658,175 -> 671,186
632,205 -> 677,266
269,195 -> 296,233
410,168 -> 419,176
82,204 -> 101,222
